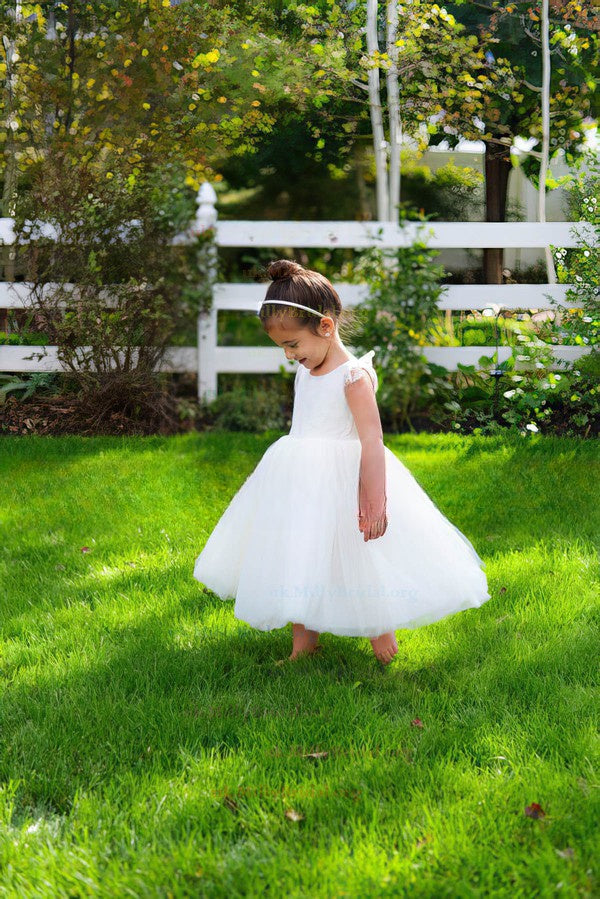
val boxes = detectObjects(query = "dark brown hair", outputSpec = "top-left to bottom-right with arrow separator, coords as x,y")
255,259 -> 358,339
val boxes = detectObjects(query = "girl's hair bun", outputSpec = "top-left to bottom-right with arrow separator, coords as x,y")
266,259 -> 304,281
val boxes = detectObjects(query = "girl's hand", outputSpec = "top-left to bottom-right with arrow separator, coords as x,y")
358,503 -> 388,542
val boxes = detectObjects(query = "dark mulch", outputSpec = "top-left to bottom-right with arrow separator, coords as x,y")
1,394 -> 595,439
0,394 -> 198,437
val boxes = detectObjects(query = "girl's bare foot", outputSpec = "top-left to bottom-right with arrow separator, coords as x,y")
370,632 -> 398,665
289,623 -> 322,660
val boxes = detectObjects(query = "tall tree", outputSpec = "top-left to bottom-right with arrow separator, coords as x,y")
443,0 -> 599,282
261,1 -> 487,222
0,0 -> 311,200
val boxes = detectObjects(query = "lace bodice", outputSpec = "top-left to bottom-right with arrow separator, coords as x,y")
288,350 -> 378,441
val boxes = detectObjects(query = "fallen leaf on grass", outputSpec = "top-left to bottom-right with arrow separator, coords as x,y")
411,718 -> 424,728
223,794 -> 239,813
555,847 -> 574,859
302,751 -> 329,760
284,808 -> 304,822
524,802 -> 545,819
81,546 -> 91,553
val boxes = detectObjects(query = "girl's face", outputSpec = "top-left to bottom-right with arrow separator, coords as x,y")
267,315 -> 335,370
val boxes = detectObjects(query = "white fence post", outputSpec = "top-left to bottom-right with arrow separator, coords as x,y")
192,182 -> 218,403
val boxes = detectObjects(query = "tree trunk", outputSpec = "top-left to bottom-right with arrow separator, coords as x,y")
366,0 -> 388,220
539,0 -> 556,283
386,0 -> 401,223
483,141 -> 511,283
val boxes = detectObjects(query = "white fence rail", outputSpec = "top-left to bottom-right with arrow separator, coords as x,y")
0,183 -> 596,401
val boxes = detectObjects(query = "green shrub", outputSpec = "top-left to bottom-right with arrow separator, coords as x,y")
345,218 -> 445,432
209,387 -> 287,432
0,330 -> 50,346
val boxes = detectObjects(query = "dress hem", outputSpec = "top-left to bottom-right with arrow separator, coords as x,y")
232,594 -> 492,639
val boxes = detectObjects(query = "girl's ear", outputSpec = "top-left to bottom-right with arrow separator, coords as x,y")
320,315 -> 334,336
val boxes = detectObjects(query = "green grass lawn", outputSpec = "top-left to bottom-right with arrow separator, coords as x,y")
1,431 -> 598,897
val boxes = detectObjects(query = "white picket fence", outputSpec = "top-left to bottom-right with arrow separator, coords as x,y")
0,182 -> 595,402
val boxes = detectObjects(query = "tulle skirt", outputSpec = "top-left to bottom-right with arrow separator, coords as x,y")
193,435 -> 491,638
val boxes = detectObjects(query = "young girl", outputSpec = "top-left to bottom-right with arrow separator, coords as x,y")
194,259 -> 491,665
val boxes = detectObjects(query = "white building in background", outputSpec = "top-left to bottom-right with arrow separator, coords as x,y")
417,125 -> 598,273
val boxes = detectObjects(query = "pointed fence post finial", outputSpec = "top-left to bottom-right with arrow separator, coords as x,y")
193,182 -> 218,234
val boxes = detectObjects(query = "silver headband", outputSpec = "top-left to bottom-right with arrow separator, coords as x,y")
257,299 -> 326,319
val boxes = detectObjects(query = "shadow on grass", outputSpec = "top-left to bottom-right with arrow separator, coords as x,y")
1,573 -> 596,824
1,431 -> 598,829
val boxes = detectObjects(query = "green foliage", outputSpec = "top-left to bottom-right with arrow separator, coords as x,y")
0,371 -> 59,402
428,333 -> 599,438
400,152 -> 485,221
9,152 -> 206,430
0,0 -> 286,198
12,153 -> 204,377
550,149 -> 600,352
0,330 -> 49,346
208,382 -> 288,432
444,1 -> 599,181
345,221 -> 446,432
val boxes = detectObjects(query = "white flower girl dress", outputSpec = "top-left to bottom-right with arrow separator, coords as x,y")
193,349 -> 491,638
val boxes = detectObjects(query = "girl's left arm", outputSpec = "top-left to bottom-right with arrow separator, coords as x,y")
344,371 -> 387,542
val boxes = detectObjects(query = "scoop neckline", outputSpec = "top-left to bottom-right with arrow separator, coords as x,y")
307,356 -> 355,378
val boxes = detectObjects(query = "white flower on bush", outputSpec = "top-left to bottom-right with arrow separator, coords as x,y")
511,375 -> 524,382
535,362 -> 545,369
503,389 -> 516,398
583,316 -> 592,323
516,354 -> 528,361
526,423 -> 539,432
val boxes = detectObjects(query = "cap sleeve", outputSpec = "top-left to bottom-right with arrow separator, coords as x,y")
343,350 -> 378,393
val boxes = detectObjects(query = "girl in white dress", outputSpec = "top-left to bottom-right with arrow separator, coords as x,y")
194,259 -> 491,665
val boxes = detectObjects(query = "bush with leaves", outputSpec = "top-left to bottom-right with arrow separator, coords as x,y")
550,148 -> 600,356
207,369 -> 292,432
426,329 -> 599,438
345,221 -> 445,432
11,151 -> 214,433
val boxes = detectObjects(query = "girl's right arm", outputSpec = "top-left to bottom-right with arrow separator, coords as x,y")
344,369 -> 387,542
